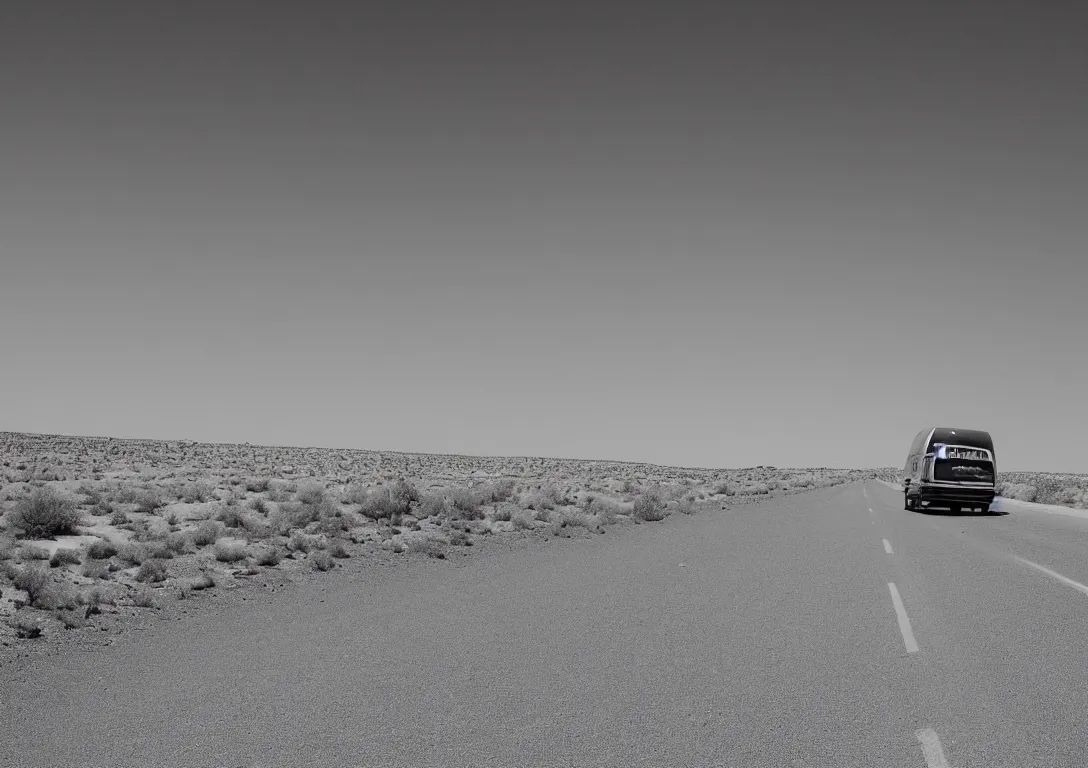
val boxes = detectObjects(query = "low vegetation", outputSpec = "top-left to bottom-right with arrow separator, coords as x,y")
0,429 -> 900,647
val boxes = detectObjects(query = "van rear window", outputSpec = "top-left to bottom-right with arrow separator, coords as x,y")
933,459 -> 993,483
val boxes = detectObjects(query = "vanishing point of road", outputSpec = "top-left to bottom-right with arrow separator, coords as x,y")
4,481 -> 1088,767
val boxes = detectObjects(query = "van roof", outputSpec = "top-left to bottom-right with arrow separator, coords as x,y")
928,427 -> 994,454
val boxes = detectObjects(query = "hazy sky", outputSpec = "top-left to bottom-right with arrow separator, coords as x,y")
2,2 -> 1086,471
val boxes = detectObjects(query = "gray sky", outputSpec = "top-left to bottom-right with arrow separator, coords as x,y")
2,2 -> 1086,471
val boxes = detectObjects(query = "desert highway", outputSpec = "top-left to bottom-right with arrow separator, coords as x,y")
5,481 -> 1088,767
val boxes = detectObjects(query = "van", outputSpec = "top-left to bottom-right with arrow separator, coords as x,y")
902,427 -> 996,513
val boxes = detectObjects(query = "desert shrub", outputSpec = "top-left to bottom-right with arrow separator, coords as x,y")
12,565 -> 51,606
675,498 -> 696,515
1055,487 -> 1087,507
116,487 -> 163,514
117,542 -> 148,566
475,479 -> 517,504
250,497 -> 270,515
296,482 -> 327,505
165,532 -> 192,554
81,561 -> 111,580
12,614 -> 44,638
192,520 -> 223,547
270,501 -> 318,534
84,496 -> 111,513
87,539 -> 119,560
0,543 -> 16,561
49,548 -> 82,568
110,509 -> 130,526
245,477 -> 271,493
713,482 -> 735,496
511,511 -> 537,530
78,484 -> 103,506
8,488 -> 81,539
489,504 -> 513,522
145,540 -> 176,559
188,573 -> 215,591
447,489 -> 487,520
632,490 -> 667,522
131,586 -> 157,608
329,540 -> 350,558
215,504 -> 246,529
178,481 -> 214,503
309,550 -> 334,571
136,559 -> 168,583
584,495 -> 625,525
213,540 -> 249,563
254,546 -> 281,566
358,483 -> 415,521
288,530 -> 313,553
790,473 -> 814,488
448,529 -> 472,547
20,545 -> 50,561
417,493 -> 448,518
266,482 -> 293,502
997,483 -> 1037,502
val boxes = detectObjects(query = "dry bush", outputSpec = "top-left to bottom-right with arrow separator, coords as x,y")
165,532 -> 193,555
213,540 -> 249,562
997,482 -> 1037,502
131,586 -> 157,608
87,539 -> 118,560
49,548 -> 82,568
309,550 -> 334,571
215,503 -> 246,529
177,481 -> 214,503
329,540 -> 351,558
296,482 -> 327,505
116,487 -> 163,514
416,493 -> 448,518
584,495 -> 625,525
192,520 -> 223,547
447,489 -> 487,520
713,482 -> 735,496
20,545 -> 50,561
8,488 -> 81,539
250,497 -> 270,515
117,542 -> 148,566
136,559 -> 168,583
245,477 -> 271,493
81,561 -> 111,580
511,511 -> 537,530
357,479 -> 418,521
489,504 -> 513,522
254,546 -> 281,566
109,509 -> 129,526
11,564 -> 51,606
632,489 -> 667,522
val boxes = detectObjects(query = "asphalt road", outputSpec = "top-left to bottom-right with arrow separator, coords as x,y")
5,480 -> 1088,767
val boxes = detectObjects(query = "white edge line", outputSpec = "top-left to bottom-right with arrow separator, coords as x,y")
882,538 -> 893,554
888,582 -> 919,653
916,728 -> 951,768
1015,556 -> 1088,597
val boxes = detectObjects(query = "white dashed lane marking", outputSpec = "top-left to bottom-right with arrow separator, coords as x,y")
1015,556 -> 1088,598
888,582 -> 919,653
883,538 -> 893,554
916,728 -> 951,767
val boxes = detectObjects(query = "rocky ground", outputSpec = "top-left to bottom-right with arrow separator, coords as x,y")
0,431 -> 897,658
